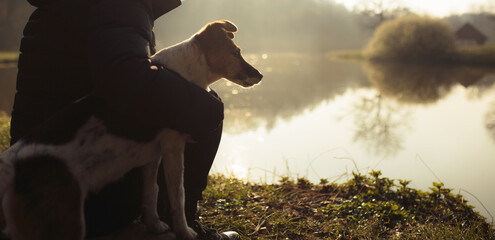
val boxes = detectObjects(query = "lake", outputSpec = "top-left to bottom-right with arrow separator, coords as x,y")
1,53 -> 494,220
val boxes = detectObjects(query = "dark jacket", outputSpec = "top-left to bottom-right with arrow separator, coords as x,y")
15,0 -> 223,141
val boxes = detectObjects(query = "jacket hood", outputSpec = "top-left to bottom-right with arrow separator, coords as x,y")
27,0 -> 48,7
152,0 -> 182,20
27,0 -> 181,20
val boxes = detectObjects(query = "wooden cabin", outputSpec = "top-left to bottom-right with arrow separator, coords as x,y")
455,23 -> 488,46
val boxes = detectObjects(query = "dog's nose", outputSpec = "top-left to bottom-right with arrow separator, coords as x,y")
245,63 -> 263,80
250,69 -> 263,80
257,72 -> 263,80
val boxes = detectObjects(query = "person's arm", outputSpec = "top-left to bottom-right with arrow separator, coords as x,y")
88,0 -> 223,140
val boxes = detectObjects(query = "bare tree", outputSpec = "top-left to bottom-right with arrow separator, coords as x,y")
469,0 -> 495,13
353,0 -> 410,30
468,0 -> 495,26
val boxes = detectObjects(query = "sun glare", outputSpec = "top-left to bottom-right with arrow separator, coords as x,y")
231,164 -> 248,180
333,0 -> 486,17
407,0 -> 483,17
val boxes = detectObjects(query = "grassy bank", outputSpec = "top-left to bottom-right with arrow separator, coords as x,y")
1,117 -> 493,239
201,173 -> 494,239
330,44 -> 495,66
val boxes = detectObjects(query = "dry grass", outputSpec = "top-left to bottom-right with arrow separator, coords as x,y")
200,172 -> 494,239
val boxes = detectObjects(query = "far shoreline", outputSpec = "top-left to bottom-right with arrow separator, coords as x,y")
329,44 -> 495,67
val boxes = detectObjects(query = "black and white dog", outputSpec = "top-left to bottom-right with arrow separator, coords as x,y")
0,20 -> 262,240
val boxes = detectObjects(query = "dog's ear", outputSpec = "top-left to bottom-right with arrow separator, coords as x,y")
218,20 -> 237,33
209,20 -> 237,39
197,20 -> 238,45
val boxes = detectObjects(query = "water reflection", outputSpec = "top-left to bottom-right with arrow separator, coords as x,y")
355,62 -> 495,156
485,99 -> 495,143
362,62 -> 495,105
465,75 -> 495,100
346,92 -> 411,157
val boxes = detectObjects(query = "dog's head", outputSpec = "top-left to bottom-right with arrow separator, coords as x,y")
195,20 -> 263,88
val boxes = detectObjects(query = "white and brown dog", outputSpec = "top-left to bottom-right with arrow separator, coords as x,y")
0,20 -> 262,240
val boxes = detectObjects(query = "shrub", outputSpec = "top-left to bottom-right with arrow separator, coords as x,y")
364,15 -> 456,62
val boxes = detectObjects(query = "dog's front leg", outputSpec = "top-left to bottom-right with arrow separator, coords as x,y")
142,160 -> 170,233
162,150 -> 197,240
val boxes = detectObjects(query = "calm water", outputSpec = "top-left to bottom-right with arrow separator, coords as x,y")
1,54 -> 494,219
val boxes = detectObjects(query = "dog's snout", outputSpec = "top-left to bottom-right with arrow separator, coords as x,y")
244,63 -> 263,79
248,66 -> 262,78
242,69 -> 262,87
255,71 -> 263,80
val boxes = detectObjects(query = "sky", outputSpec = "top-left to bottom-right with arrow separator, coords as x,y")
334,0 -> 489,17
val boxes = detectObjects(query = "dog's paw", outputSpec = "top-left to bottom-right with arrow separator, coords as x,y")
143,210 -> 170,234
176,227 -> 197,240
145,220 -> 170,234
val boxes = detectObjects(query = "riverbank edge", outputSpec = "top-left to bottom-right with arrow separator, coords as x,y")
200,173 -> 494,239
328,45 -> 495,67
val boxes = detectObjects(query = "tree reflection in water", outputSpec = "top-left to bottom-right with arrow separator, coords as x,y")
353,62 -> 495,156
365,63 -> 454,104
348,92 -> 411,157
485,99 -> 495,143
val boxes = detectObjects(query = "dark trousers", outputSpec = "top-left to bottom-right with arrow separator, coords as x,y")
9,93 -> 222,238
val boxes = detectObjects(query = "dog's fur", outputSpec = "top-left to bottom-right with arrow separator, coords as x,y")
0,20 -> 262,240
